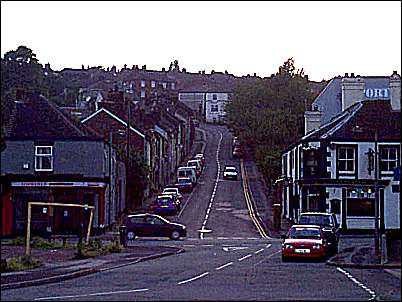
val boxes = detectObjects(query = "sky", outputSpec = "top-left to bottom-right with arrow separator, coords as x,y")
1,1 -> 401,82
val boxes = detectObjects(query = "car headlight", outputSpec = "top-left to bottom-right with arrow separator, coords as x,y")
283,244 -> 293,249
312,244 -> 321,249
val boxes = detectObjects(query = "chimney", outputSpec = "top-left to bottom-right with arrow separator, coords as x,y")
142,65 -> 146,70
304,106 -> 322,135
389,71 -> 401,111
341,75 -> 364,111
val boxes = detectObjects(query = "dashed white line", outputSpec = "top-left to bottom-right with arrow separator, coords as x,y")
254,248 -> 264,254
177,272 -> 209,285
238,254 -> 252,262
34,288 -> 149,300
216,262 -> 233,271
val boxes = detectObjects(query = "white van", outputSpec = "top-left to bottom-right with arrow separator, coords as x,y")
177,166 -> 197,185
187,159 -> 202,177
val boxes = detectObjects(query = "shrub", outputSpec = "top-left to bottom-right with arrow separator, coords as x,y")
4,255 -> 42,272
31,236 -> 63,249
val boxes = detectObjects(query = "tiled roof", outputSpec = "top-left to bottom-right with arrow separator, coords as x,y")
4,94 -> 102,140
302,100 -> 400,142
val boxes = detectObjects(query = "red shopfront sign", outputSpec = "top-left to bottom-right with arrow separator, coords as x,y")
11,182 -> 106,188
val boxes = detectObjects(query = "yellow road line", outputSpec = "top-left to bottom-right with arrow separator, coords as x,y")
240,159 -> 270,239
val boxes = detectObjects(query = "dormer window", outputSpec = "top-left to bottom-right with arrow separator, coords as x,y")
35,146 -> 53,171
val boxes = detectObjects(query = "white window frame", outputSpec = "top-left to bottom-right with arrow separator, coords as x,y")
151,81 -> 156,88
141,80 -> 146,88
338,146 -> 355,174
380,146 -> 399,173
171,82 -> 175,90
35,146 -> 53,171
162,82 -> 167,89
211,104 -> 219,112
140,90 -> 146,98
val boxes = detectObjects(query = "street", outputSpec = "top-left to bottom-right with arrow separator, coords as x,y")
1,124 -> 400,301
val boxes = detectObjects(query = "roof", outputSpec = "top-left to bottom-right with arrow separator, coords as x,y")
302,100 -> 400,143
4,94 -> 102,141
312,76 -> 391,124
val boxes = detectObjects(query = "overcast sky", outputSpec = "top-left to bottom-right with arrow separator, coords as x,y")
1,1 -> 401,81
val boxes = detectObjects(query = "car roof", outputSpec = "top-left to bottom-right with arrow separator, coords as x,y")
157,194 -> 174,198
300,212 -> 333,216
290,224 -> 322,229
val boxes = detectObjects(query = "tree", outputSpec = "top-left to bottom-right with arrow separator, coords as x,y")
225,58 -> 314,184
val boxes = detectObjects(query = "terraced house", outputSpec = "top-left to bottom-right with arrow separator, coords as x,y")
1,92 -> 126,237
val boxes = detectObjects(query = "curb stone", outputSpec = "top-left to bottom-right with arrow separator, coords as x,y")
1,248 -> 184,290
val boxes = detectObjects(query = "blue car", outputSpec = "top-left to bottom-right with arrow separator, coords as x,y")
153,194 -> 179,216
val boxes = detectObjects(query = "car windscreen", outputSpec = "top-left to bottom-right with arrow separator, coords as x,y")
178,179 -> 191,184
299,215 -> 331,226
289,227 -> 321,239
225,167 -> 236,172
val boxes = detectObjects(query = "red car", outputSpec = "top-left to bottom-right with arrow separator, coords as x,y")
281,225 -> 328,262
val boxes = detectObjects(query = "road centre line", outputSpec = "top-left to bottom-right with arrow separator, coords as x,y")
238,254 -> 252,262
254,248 -> 265,254
216,262 -> 233,270
34,288 -> 149,300
177,272 -> 209,285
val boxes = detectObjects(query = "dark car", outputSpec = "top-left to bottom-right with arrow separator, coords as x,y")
124,213 -> 186,240
175,177 -> 193,193
298,212 -> 340,255
281,224 -> 328,262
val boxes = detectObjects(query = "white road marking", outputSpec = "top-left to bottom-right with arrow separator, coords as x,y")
177,272 -> 209,285
336,267 -> 376,299
254,248 -> 264,254
216,262 -> 233,270
238,254 -> 252,262
34,288 -> 149,300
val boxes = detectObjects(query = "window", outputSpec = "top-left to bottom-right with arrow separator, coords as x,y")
337,146 -> 355,173
151,81 -> 156,88
171,82 -> 175,90
380,146 -> 399,173
211,104 -> 219,112
140,90 -> 145,98
162,82 -> 167,89
346,188 -> 375,216
141,80 -> 146,87
212,94 -> 217,100
35,146 -> 53,171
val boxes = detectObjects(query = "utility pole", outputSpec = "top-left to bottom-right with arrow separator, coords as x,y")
374,129 -> 380,263
126,96 -> 131,212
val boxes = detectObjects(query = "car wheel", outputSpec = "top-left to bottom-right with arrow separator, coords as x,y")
170,230 -> 181,240
127,231 -> 136,241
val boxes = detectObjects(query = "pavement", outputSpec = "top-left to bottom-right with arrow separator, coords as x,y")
1,125 -> 400,290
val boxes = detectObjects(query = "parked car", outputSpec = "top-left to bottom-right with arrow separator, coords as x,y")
281,224 -> 328,262
232,146 -> 243,158
187,159 -> 202,177
162,186 -> 183,202
177,166 -> 197,185
223,165 -> 238,180
153,194 -> 179,216
298,212 -> 339,255
175,177 -> 193,193
194,153 -> 205,167
124,213 -> 187,240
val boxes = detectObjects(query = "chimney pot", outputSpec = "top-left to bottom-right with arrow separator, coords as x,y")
345,73 -> 349,77
351,73 -> 355,77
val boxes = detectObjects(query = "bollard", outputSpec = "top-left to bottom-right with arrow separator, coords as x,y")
272,204 -> 282,230
119,225 -> 127,248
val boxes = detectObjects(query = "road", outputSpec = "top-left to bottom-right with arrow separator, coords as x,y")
1,124 -> 400,301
